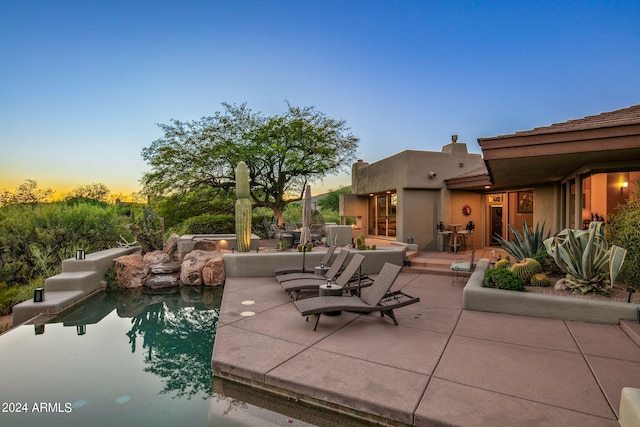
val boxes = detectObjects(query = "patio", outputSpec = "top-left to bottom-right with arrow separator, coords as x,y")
211,240 -> 640,426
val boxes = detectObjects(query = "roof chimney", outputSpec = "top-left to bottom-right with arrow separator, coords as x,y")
452,134 -> 458,143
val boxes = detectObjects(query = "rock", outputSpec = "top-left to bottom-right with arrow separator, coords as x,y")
143,272 -> 181,289
180,250 -> 219,286
163,233 -> 180,259
114,253 -> 145,289
193,239 -> 219,252
202,257 -> 225,286
149,261 -> 181,274
143,250 -> 171,265
554,278 -> 569,291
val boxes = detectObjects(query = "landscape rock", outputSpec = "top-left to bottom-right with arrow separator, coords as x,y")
193,239 -> 219,252
202,257 -> 225,286
163,233 -> 180,259
180,250 -> 220,286
143,272 -> 181,289
114,253 -> 145,289
149,261 -> 181,274
143,250 -> 171,266
554,278 -> 569,291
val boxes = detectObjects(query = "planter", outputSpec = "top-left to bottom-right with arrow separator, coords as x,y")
463,259 -> 640,324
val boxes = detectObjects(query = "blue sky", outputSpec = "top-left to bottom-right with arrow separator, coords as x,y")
1,0 -> 639,198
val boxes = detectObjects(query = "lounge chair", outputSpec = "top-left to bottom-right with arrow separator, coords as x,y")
273,245 -> 336,276
294,262 -> 420,331
282,253 -> 368,300
272,224 -> 293,247
450,249 -> 476,285
276,250 -> 349,283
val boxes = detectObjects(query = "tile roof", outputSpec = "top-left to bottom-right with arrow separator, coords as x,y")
493,104 -> 640,138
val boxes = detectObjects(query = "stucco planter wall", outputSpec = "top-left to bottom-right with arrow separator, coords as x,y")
223,248 -> 405,277
463,259 -> 640,324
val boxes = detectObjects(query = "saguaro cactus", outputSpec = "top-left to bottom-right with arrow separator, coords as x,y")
235,161 -> 252,252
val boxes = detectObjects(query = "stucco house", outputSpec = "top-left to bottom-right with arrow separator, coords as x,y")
341,104 -> 640,251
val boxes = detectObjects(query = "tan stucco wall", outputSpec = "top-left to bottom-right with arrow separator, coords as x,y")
533,183 -> 562,235
347,142 -> 485,250
449,191 -> 483,249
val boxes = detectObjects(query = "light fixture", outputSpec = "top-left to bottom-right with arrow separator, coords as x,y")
33,288 -> 44,303
621,181 -> 629,192
76,249 -> 85,260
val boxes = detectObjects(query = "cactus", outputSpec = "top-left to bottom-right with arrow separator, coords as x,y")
510,258 -> 543,282
495,259 -> 511,269
530,273 -> 550,287
356,232 -> 366,250
234,161 -> 252,252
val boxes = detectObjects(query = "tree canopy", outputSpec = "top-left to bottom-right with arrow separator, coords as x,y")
141,102 -> 359,223
0,180 -> 54,206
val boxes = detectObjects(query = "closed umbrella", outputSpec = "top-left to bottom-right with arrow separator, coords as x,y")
299,185 -> 312,247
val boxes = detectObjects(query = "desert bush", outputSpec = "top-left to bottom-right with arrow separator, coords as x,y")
0,202 -> 131,284
483,268 -> 526,292
173,214 -> 235,235
607,179 -> 640,287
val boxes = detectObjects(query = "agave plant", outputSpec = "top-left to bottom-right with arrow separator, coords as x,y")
543,222 -> 627,294
493,221 -> 550,261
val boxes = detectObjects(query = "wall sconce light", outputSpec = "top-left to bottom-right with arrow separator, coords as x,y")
76,249 -> 86,260
621,181 -> 629,192
76,325 -> 86,336
33,288 -> 44,303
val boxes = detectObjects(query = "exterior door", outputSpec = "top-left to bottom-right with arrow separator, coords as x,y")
490,205 -> 503,246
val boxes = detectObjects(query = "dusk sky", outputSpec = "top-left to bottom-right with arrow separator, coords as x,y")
1,0 -> 639,198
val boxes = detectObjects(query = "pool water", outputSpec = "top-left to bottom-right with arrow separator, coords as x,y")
0,288 -> 321,427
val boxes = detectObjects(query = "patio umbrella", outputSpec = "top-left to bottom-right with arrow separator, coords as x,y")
299,185 -> 312,247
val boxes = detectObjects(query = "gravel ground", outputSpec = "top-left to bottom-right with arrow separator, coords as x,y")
526,276 -> 640,303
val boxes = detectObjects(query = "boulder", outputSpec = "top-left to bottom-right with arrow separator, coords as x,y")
193,239 -> 219,252
143,272 -> 181,289
180,250 -> 219,286
143,250 -> 171,266
163,233 -> 180,260
149,261 -> 181,274
202,257 -> 225,286
114,253 -> 145,289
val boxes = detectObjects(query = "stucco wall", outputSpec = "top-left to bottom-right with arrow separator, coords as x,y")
533,183 -> 562,235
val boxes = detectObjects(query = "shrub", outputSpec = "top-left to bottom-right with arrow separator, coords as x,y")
0,202 -> 131,284
607,178 -> 640,287
128,206 -> 163,253
533,249 -> 564,276
173,214 -> 235,235
484,268 -> 526,292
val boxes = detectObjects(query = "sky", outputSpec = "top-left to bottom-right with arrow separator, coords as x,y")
1,0 -> 639,199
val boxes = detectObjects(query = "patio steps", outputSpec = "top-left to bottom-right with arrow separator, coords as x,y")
403,252 -> 460,276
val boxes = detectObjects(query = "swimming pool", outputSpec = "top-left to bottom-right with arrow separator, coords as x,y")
0,288 -> 321,427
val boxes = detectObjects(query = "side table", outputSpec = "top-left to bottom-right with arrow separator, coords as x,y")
319,283 -> 343,316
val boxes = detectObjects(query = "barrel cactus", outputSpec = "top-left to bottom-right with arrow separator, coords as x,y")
510,258 -> 543,282
530,273 -> 550,287
234,161 -> 252,252
495,259 -> 511,269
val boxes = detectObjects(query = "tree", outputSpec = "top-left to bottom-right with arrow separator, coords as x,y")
317,186 -> 351,212
141,102 -> 359,224
0,179 -> 54,206
63,183 -> 111,202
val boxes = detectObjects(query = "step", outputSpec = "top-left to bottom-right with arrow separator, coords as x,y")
12,291 -> 85,325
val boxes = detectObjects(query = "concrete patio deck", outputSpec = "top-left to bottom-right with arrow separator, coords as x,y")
212,264 -> 640,426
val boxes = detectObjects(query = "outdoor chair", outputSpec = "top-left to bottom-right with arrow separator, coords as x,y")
276,250 -> 349,283
272,224 -> 293,246
273,245 -> 336,276
281,253 -> 369,300
285,222 -> 298,231
309,223 -> 324,245
450,249 -> 476,285
294,262 -> 420,331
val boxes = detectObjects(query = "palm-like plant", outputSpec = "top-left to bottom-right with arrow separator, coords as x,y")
543,222 -> 627,294
493,221 -> 550,261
